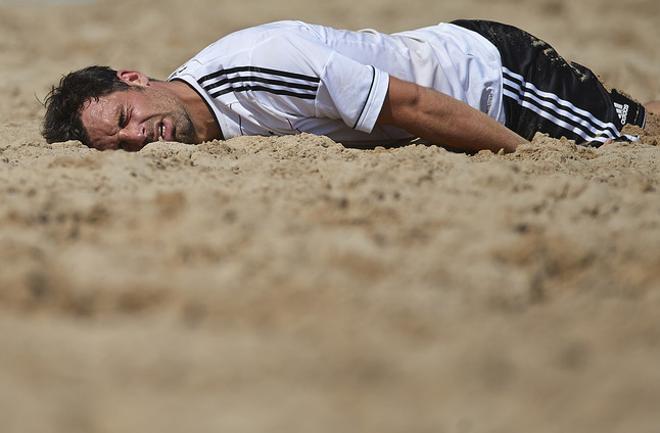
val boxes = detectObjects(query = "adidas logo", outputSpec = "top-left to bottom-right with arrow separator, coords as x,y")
614,102 -> 629,125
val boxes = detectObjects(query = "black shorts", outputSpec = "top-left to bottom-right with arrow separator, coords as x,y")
451,20 -> 646,145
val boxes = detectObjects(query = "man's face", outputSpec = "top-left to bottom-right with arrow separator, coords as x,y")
79,86 -> 196,151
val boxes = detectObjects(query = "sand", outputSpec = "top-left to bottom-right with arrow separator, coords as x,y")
1,0 -> 660,432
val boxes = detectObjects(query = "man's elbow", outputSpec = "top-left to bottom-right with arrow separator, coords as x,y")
376,76 -> 423,127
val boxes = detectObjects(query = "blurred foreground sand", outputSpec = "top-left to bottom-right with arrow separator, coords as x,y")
1,0 -> 659,432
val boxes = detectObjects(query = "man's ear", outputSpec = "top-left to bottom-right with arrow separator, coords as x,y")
116,70 -> 150,87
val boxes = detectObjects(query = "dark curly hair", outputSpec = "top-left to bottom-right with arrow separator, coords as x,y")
42,66 -> 131,146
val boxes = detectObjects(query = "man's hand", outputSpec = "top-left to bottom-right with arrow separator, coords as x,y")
377,76 -> 528,153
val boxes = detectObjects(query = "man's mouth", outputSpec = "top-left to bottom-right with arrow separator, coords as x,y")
157,122 -> 165,141
154,120 -> 175,142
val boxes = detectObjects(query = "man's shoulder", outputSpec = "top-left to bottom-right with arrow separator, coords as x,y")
168,20 -> 321,80
200,20 -> 315,58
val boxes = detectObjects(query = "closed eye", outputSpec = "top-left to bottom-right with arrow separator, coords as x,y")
118,109 -> 127,128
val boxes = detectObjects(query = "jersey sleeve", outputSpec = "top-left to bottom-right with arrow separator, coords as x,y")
243,33 -> 390,133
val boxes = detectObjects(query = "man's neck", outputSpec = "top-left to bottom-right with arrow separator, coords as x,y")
156,79 -> 222,142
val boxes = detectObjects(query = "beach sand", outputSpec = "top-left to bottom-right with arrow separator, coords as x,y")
1,0 -> 659,432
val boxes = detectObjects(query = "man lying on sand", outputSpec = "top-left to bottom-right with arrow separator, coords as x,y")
42,19 -> 659,154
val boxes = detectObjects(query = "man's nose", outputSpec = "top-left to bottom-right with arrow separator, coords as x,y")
118,123 -> 147,146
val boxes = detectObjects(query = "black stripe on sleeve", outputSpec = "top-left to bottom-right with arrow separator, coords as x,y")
199,66 -> 320,85
210,85 -> 317,100
203,75 -> 319,92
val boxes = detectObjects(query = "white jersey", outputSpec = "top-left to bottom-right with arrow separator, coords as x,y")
168,20 -> 505,147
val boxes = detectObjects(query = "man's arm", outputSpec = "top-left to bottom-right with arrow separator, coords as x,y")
377,76 -> 528,153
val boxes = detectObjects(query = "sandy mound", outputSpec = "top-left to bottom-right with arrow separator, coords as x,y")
1,0 -> 659,432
